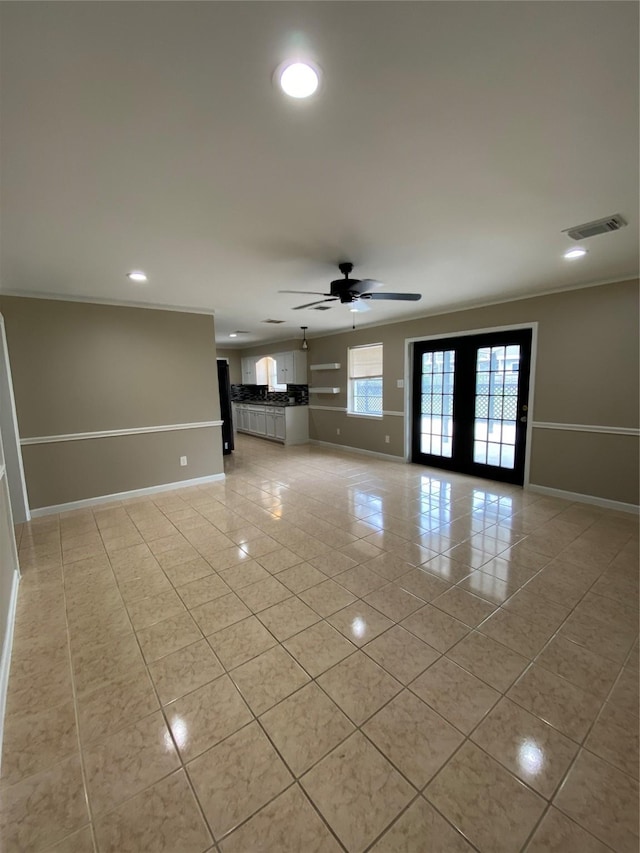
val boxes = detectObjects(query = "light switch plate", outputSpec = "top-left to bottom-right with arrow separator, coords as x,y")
397,379 -> 404,388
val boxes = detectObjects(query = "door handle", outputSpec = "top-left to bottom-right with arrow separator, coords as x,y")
520,416 -> 527,423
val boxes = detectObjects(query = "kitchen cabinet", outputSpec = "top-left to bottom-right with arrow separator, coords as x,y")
239,351 -> 307,387
248,408 -> 266,436
275,351 -> 307,385
241,357 -> 258,384
233,403 -> 308,445
265,411 -> 276,438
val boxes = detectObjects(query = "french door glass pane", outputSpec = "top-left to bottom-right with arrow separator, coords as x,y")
420,350 -> 455,457
473,344 -> 521,468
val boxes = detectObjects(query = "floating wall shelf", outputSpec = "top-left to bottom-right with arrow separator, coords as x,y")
308,387 -> 341,394
309,363 -> 341,371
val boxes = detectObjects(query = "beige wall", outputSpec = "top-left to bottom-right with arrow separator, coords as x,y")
301,279 -> 639,505
0,421 -> 20,722
0,297 -> 223,509
20,427 -> 222,509
0,467 -> 19,701
529,430 -> 638,506
216,349 -> 242,385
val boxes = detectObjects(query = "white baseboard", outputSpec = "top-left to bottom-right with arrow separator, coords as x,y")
0,569 -> 20,774
526,483 -> 639,515
308,439 -> 405,463
29,473 -> 226,518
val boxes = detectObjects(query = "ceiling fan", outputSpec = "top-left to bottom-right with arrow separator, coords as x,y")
279,262 -> 422,311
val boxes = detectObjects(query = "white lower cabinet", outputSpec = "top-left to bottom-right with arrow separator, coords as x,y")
248,409 -> 266,436
265,411 -> 276,438
233,404 -> 308,445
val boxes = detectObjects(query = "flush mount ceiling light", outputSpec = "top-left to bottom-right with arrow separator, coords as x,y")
276,61 -> 320,99
563,248 -> 588,260
127,270 -> 148,282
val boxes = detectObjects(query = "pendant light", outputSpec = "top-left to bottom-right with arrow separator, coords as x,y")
300,326 -> 309,351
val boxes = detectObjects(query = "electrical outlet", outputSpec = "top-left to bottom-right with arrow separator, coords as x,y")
180,456 -> 188,466
336,428 -> 341,435
385,435 -> 390,444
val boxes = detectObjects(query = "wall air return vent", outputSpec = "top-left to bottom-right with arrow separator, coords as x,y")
562,214 -> 627,241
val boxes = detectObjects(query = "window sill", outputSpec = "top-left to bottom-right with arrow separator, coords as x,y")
347,412 -> 383,419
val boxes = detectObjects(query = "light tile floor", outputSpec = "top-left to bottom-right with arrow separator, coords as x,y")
1,434 -> 638,852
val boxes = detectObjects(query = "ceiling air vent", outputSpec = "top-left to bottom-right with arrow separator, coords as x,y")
562,214 -> 627,241
262,319 -> 285,324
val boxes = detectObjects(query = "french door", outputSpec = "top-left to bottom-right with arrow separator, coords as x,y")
411,329 -> 532,485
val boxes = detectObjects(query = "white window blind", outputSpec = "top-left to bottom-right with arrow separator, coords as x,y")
348,344 -> 383,415
349,344 -> 383,379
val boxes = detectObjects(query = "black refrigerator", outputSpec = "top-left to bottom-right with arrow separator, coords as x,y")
217,359 -> 234,455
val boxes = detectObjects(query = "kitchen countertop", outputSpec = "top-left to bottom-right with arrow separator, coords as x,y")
232,400 -> 307,407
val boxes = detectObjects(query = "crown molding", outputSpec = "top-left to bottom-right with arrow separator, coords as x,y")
0,289 -> 216,316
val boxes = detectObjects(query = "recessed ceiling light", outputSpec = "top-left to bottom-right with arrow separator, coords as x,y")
229,333 -> 237,338
277,61 -> 320,99
563,248 -> 588,260
127,270 -> 148,282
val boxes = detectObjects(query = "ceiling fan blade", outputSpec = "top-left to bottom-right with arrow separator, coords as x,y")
293,298 -> 338,310
279,290 -> 329,296
365,292 -> 422,301
343,278 -> 384,296
358,278 -> 384,291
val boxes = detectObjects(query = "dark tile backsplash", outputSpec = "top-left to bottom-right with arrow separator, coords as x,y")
231,384 -> 266,401
287,384 -> 309,405
231,384 -> 308,405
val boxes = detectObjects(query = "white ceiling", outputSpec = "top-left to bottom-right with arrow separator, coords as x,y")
1,2 -> 638,347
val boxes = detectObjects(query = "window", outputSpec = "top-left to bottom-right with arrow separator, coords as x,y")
348,344 -> 383,416
255,356 -> 286,391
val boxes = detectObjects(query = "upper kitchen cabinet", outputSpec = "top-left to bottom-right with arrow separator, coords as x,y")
241,356 -> 258,384
275,351 -> 307,385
